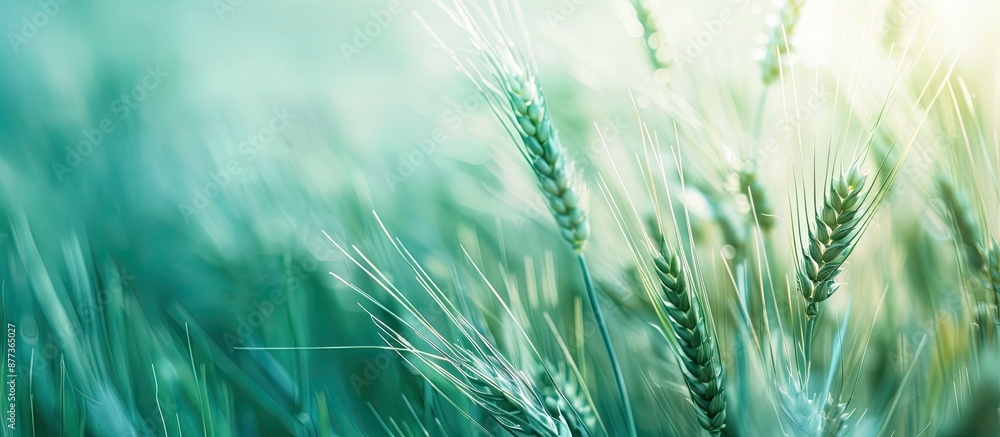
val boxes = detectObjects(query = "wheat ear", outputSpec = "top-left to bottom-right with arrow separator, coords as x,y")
452,349 -> 572,437
798,163 -> 867,317
654,242 -> 728,435
504,67 -> 590,252
505,61 -> 635,437
630,0 -> 670,72
760,0 -> 808,85
985,240 -> 1000,322
822,398 -> 851,437
934,176 -> 1000,320
936,175 -> 985,270
418,2 -> 589,253
419,3 -> 632,433
778,385 -> 822,435
536,363 -> 597,437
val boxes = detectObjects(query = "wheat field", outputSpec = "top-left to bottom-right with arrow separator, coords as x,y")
2,0 -> 1000,435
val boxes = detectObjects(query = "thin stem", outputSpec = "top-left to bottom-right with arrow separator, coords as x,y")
803,314 -> 817,380
577,254 -> 636,437
735,258 -> 751,436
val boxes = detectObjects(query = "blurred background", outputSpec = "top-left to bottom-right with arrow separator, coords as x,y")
2,0 -> 1000,435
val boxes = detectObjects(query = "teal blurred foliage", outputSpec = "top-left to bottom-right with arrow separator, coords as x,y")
0,1 -> 602,434
1,0 -> 1000,436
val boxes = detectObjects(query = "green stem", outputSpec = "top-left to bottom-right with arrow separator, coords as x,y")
577,254 -> 636,437
803,314 -> 817,378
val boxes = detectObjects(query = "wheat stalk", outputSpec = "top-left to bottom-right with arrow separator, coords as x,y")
761,0 -> 808,85
419,3 -> 632,434
654,241 -> 728,435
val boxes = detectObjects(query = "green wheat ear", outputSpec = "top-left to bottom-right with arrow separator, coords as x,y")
535,363 -> 597,437
985,240 -> 1000,318
457,350 -> 572,437
416,2 -> 590,253
654,241 -> 728,435
630,0 -> 671,72
761,0 -> 808,85
822,397 -> 851,437
936,175 -> 985,270
779,385 -> 822,435
798,163 -> 867,317
504,66 -> 590,252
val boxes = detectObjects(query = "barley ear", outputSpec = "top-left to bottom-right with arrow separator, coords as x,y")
654,242 -> 728,434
